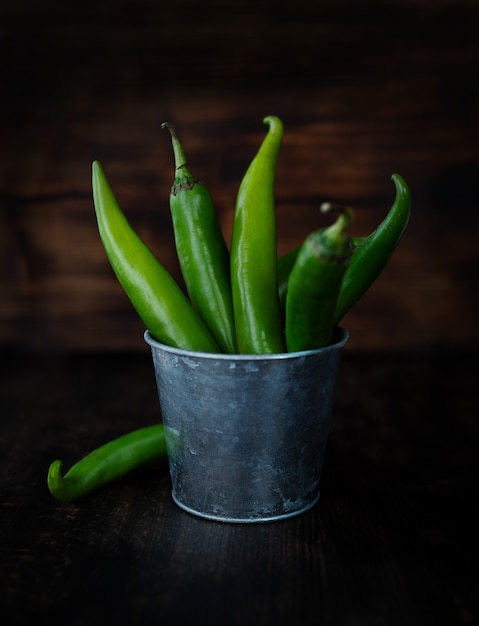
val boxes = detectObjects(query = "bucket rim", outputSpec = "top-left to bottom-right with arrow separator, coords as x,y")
144,327 -> 349,361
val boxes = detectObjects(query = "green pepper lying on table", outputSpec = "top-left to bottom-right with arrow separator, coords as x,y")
47,116 -> 411,502
48,425 -> 167,502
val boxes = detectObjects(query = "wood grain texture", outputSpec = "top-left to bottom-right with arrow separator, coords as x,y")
1,0 -> 478,353
0,353 -> 477,625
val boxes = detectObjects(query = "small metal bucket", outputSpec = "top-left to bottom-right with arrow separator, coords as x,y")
145,328 -> 348,523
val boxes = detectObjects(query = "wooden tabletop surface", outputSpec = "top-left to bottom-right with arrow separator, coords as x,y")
1,351 -> 477,626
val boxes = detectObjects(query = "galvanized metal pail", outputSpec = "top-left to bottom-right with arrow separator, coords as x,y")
145,328 -> 348,523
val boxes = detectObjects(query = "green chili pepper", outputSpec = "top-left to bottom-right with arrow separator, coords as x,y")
285,207 -> 353,352
230,116 -> 286,354
278,236 -> 367,316
277,173 -> 411,323
92,160 -> 219,353
47,424 -> 168,502
333,173 -> 411,324
161,122 -> 237,354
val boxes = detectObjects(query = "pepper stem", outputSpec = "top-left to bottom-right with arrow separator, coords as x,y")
320,202 -> 354,242
161,122 -> 187,171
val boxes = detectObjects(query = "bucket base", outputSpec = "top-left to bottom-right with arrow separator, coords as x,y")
171,491 -> 321,524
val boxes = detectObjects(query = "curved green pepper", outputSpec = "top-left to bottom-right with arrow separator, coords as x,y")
92,161 -> 219,353
333,173 -> 411,324
161,122 -> 237,354
48,424 -> 168,502
285,208 -> 353,352
277,174 -> 411,325
230,116 -> 286,354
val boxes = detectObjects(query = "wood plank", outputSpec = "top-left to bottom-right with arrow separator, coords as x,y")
1,0 -> 478,353
0,353 -> 477,624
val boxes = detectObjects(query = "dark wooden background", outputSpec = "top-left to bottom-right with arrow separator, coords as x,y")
1,0 -> 478,355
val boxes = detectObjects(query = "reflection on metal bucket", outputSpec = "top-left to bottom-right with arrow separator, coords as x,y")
145,328 -> 348,523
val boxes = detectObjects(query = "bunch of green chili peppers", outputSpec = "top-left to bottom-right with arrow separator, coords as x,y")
47,116 -> 411,501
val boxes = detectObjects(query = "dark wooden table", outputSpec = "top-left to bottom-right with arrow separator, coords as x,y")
1,350 -> 477,625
